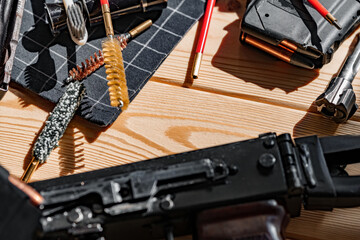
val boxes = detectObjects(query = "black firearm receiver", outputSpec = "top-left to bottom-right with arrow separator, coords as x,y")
1,132 -> 360,240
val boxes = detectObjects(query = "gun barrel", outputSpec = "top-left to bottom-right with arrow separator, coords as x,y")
338,34 -> 360,82
315,34 -> 360,123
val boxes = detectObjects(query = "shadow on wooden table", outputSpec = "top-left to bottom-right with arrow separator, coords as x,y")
58,126 -> 86,176
183,0 -> 246,88
182,13 -> 204,88
212,19 -> 320,93
21,121 -> 89,177
293,33 -> 360,137
292,104 -> 339,137
9,82 -> 108,175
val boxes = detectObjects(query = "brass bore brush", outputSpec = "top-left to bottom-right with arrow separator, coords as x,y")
65,19 -> 152,85
102,37 -> 129,109
67,50 -> 105,82
100,0 -> 128,109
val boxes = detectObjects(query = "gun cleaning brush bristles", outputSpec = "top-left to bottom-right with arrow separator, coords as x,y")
102,38 -> 129,109
63,0 -> 88,45
65,42 -> 126,84
21,81 -> 85,183
65,19 -> 152,86
21,18 -> 154,182
66,50 -> 104,83
100,0 -> 129,109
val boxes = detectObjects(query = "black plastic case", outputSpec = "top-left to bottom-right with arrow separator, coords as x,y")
241,0 -> 360,68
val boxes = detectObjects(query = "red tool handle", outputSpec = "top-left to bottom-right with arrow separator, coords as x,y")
307,0 -> 329,17
195,0 -> 216,53
100,0 -> 109,6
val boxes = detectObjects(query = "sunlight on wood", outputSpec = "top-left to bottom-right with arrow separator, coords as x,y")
1,2 -> 360,239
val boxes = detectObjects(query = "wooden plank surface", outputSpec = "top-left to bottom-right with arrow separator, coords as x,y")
1,1 -> 360,239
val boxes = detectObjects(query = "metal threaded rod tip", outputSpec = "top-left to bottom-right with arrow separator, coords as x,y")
21,157 -> 40,183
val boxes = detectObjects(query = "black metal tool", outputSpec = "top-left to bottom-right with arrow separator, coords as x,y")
315,33 -> 360,123
18,132 -> 359,240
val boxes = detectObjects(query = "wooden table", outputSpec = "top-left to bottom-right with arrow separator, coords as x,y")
1,1 -> 360,239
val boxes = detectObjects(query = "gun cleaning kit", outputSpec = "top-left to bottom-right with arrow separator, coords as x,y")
20,18 -> 153,183
15,0 -> 155,183
1,0 -> 360,239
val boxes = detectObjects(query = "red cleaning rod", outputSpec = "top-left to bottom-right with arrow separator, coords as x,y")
307,0 -> 341,30
191,0 -> 216,79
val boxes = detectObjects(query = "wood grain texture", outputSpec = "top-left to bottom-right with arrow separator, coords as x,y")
1,1 -> 360,239
154,3 -> 360,115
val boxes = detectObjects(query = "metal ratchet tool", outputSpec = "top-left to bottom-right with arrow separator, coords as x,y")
315,34 -> 360,123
